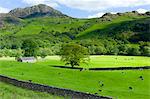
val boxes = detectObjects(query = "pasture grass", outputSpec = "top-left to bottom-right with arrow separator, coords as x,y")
77,15 -> 146,38
0,55 -> 150,99
1,55 -> 150,68
0,82 -> 63,99
36,55 -> 150,68
15,17 -> 89,36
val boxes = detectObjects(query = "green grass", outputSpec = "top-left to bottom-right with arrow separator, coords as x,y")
0,56 -> 150,99
40,55 -> 150,68
2,14 -> 148,38
0,82 -> 63,99
77,14 -> 148,39
1,55 -> 150,68
2,17 -> 89,36
87,56 -> 150,68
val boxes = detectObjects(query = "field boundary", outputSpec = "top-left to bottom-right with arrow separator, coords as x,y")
0,75 -> 111,99
89,66 -> 150,71
52,65 -> 150,71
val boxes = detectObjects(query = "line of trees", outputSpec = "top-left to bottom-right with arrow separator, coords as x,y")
1,41 -> 149,57
0,41 -> 149,58
0,39 -> 149,67
86,44 -> 150,56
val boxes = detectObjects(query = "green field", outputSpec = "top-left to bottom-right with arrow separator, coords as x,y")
41,55 -> 150,68
0,55 -> 150,99
0,4 -> 150,99
0,82 -> 63,99
1,55 -> 150,68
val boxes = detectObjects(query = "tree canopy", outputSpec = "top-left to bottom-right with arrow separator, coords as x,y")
60,43 -> 89,67
21,39 -> 39,57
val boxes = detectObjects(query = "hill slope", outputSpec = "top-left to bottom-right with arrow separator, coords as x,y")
0,4 -> 150,55
9,4 -> 68,18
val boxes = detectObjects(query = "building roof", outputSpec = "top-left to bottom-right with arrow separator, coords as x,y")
19,57 -> 36,60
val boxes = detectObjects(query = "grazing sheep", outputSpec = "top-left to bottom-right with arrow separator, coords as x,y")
99,81 -> 104,87
139,76 -> 144,80
129,87 -> 133,90
139,76 -> 143,78
100,84 -> 104,87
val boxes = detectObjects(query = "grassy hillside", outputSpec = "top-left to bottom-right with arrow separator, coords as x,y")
2,13 -> 149,36
77,15 -> 150,41
0,5 -> 150,99
0,82 -> 63,99
1,11 -> 150,44
0,56 -> 150,99
0,5 -> 150,57
0,17 -> 88,36
6,17 -> 89,36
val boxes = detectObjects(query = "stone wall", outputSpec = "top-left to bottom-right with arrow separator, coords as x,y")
0,75 -> 111,99
89,66 -> 150,71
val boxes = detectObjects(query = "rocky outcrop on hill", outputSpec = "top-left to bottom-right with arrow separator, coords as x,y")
8,4 -> 68,19
0,13 -> 7,27
100,11 -> 150,22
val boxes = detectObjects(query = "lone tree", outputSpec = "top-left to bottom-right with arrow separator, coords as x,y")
22,39 -> 39,57
60,43 -> 89,68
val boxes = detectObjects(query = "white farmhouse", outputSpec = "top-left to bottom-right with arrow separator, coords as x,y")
17,57 -> 36,63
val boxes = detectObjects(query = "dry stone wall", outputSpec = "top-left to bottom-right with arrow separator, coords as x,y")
0,75 -> 111,99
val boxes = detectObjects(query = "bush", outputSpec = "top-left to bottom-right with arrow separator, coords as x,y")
111,47 -> 119,55
0,48 -> 23,57
38,48 -> 53,58
118,44 -> 128,55
95,46 -> 107,55
139,42 -> 150,56
142,46 -> 150,56
127,47 -> 141,56
22,39 -> 39,57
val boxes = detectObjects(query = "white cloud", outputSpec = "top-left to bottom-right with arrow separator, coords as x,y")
22,0 -> 58,7
88,12 -> 117,18
88,12 -> 105,18
55,0 -> 150,11
22,0 -> 150,12
0,7 -> 9,13
136,8 -> 148,13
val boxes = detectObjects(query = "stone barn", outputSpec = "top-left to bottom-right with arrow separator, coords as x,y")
17,57 -> 37,63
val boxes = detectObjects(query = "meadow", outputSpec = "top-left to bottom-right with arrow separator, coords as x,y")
41,55 -> 150,68
0,82 -> 63,99
0,4 -> 150,99
0,55 -> 150,99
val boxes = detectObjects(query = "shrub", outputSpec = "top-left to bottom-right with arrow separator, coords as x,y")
127,46 -> 141,56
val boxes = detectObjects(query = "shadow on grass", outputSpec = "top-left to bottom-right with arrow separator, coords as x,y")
50,65 -> 150,71
50,65 -> 84,70
89,66 -> 150,71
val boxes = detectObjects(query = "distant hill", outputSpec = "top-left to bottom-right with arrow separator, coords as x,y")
0,4 -> 150,56
8,4 -> 68,18
77,12 -> 150,42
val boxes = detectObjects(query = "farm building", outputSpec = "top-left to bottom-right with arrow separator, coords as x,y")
17,57 -> 37,63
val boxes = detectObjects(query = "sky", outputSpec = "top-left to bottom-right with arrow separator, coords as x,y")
0,0 -> 150,18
